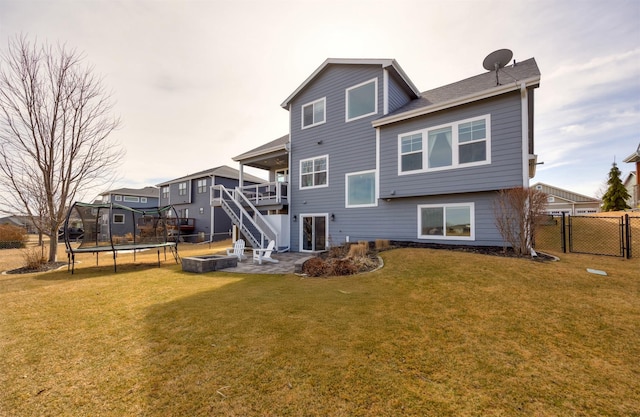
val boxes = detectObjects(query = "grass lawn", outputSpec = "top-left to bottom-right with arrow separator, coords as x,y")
1,242 -> 638,416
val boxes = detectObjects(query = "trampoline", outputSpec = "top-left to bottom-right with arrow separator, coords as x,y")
63,202 -> 180,274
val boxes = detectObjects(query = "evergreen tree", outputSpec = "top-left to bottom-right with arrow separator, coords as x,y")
601,162 -> 631,211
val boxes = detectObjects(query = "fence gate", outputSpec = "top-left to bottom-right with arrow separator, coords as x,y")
568,215 -> 627,257
535,214 -> 634,259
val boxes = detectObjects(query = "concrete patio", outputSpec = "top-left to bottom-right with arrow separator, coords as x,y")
212,251 -> 311,274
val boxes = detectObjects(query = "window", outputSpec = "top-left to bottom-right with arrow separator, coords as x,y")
199,207 -> 204,215
418,203 -> 474,240
178,182 -> 187,196
300,155 -> 328,189
302,97 -> 326,129
398,115 -> 491,174
346,170 -> 376,207
276,168 -> 288,183
346,78 -> 377,121
114,195 -> 122,201
161,186 -> 169,199
141,197 -> 147,203
458,119 -> 487,164
123,196 -> 139,203
113,214 -> 125,224
197,179 -> 207,193
400,133 -> 423,172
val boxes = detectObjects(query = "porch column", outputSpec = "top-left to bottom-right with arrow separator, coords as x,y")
238,163 -> 244,188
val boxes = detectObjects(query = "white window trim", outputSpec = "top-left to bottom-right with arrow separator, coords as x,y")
113,214 -> 125,224
178,182 -> 188,196
301,97 -> 326,130
417,202 -> 475,241
345,169 -> 378,208
398,114 -> 491,175
197,179 -> 207,193
299,154 -> 329,190
345,78 -> 378,122
161,186 -> 169,199
123,196 -> 139,203
114,195 -> 122,201
141,197 -> 147,203
299,213 -> 329,253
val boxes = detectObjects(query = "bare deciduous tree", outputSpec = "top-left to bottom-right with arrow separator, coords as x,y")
493,187 -> 548,256
0,35 -> 124,262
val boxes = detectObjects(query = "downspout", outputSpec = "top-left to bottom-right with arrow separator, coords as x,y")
520,82 -> 529,189
520,82 -> 536,257
210,175 -> 215,242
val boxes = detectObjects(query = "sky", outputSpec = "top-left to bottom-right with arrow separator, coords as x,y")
0,0 -> 638,209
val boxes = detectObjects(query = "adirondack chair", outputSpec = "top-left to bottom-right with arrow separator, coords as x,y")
252,240 -> 279,265
226,239 -> 247,261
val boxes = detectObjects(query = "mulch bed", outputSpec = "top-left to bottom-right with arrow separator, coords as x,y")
4,262 -> 67,275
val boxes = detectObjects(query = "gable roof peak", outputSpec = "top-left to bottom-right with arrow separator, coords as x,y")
281,58 -> 420,109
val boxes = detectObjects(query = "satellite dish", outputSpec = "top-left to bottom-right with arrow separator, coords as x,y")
483,49 -> 513,85
483,49 -> 513,71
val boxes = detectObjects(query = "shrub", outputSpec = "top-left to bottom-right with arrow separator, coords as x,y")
347,241 -> 368,258
330,258 -> 358,276
375,239 -> 390,251
22,246 -> 47,269
0,224 -> 27,249
302,257 -> 331,277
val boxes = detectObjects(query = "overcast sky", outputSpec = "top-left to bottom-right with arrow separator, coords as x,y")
0,0 -> 638,207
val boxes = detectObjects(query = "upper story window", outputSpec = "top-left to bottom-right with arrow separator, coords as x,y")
346,78 -> 377,122
141,197 -> 147,203
302,97 -> 326,129
161,186 -> 169,199
123,196 -> 139,203
114,195 -> 122,202
197,179 -> 207,193
300,155 -> 328,189
398,115 -> 491,174
178,182 -> 187,196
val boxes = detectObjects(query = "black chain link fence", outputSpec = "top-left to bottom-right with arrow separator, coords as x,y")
0,241 -> 26,249
535,213 -> 637,258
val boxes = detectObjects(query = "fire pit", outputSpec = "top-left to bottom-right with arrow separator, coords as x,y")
181,255 -> 238,273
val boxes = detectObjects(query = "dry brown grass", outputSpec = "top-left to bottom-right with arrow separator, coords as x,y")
1,245 -> 638,416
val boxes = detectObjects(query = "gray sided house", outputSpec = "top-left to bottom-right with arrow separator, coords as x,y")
230,57 -> 541,252
98,186 -> 160,237
158,166 -> 264,242
531,183 -> 601,215
623,143 -> 639,208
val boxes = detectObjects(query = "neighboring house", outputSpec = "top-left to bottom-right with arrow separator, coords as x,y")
158,165 -> 264,242
531,183 -> 601,215
623,143 -> 639,208
225,56 -> 541,252
97,186 -> 160,238
99,186 -> 159,207
0,215 -> 37,233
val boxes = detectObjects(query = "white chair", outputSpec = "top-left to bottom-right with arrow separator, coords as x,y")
253,240 -> 279,264
226,239 -> 247,261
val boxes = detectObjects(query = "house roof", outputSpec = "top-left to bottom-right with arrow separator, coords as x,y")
280,58 -> 421,109
623,171 -> 637,186
372,58 -> 541,127
100,186 -> 159,198
156,165 -> 265,186
233,134 -> 289,162
531,182 -> 600,203
623,143 -> 640,163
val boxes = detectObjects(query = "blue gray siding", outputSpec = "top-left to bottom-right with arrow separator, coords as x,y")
289,65 -> 384,251
386,71 -> 414,114
379,93 -> 524,198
